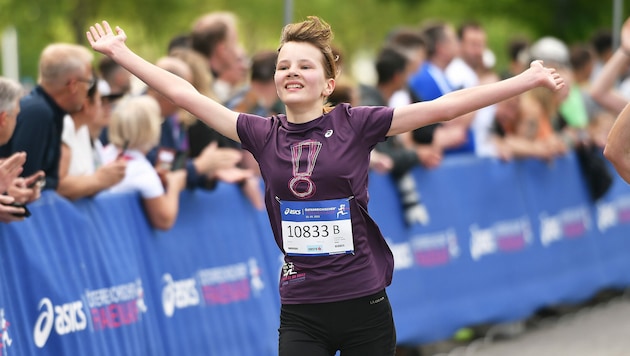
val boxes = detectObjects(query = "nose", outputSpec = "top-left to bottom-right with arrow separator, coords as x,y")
287,67 -> 298,77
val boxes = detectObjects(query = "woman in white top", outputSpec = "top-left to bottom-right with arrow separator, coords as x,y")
58,79 -> 127,200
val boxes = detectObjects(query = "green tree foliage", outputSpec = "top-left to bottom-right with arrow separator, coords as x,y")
0,0 -> 627,82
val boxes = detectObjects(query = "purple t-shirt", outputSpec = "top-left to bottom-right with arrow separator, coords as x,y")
237,103 -> 395,304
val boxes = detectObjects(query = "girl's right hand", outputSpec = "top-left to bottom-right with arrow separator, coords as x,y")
86,21 -> 128,57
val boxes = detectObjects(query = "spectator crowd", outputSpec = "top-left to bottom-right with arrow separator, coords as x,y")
0,13 -> 626,235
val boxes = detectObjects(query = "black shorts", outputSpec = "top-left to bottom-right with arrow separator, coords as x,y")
278,289 -> 396,356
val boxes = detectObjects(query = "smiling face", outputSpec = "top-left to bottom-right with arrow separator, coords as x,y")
274,41 -> 335,114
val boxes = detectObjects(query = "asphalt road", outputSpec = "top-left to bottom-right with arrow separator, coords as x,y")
403,289 -> 630,356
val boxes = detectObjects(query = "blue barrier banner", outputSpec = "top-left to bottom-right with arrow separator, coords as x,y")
0,153 -> 629,353
368,155 -> 630,344
132,186 -> 279,356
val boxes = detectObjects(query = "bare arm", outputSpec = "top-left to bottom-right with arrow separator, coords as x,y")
87,21 -> 240,142
589,49 -> 630,115
589,17 -> 630,115
57,160 -> 127,201
142,170 -> 186,230
500,136 -> 559,161
604,103 -> 630,183
388,60 -> 564,136
59,144 -> 71,180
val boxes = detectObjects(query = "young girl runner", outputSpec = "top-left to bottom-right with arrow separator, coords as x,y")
87,16 -> 564,355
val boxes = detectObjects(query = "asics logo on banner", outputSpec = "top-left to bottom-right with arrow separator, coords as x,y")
161,274 -> 200,318
1,308 -> 12,352
33,298 -> 87,348
540,206 -> 590,247
284,208 -> 301,215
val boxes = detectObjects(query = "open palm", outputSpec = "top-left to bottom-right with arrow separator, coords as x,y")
86,21 -> 127,56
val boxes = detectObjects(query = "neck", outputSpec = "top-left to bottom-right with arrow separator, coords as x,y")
431,56 -> 450,70
71,114 -> 90,130
41,83 -> 74,113
377,83 -> 399,103
285,104 -> 325,124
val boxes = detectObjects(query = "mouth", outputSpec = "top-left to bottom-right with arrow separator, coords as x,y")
285,83 -> 303,90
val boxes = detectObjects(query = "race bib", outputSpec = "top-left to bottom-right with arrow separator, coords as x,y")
279,198 -> 354,256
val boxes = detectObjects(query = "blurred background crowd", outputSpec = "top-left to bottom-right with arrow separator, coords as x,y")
1,2 -> 630,353
1,4 -> 627,226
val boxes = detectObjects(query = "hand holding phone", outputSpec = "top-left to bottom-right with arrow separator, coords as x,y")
6,201 -> 31,218
27,174 -> 46,189
155,148 -> 186,171
0,195 -> 30,218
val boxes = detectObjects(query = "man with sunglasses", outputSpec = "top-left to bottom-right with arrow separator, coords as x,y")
0,43 -> 94,190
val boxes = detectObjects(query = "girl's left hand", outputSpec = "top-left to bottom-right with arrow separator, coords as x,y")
529,60 -> 565,92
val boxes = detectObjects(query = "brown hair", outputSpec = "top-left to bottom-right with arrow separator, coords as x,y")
191,12 -> 237,58
278,16 -> 338,80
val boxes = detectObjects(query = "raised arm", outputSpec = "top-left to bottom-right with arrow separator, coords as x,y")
589,17 -> 630,115
87,21 -> 240,142
604,103 -> 630,183
388,60 -> 564,136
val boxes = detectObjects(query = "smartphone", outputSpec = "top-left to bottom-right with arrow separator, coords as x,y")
155,148 -> 176,171
156,148 -> 187,171
172,152 -> 187,171
28,175 -> 46,189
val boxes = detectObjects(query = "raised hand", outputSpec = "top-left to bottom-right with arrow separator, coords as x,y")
529,60 -> 565,92
193,141 -> 243,176
0,152 -> 26,194
86,21 -> 127,57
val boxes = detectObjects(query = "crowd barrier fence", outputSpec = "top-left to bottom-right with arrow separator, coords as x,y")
1,152 -> 629,355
